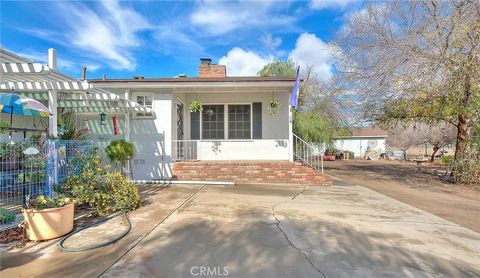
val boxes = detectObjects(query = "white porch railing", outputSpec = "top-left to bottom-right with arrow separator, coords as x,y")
172,139 -> 290,161
292,133 -> 324,175
172,136 -> 324,175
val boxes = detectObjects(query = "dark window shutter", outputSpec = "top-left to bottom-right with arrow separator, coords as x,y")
252,102 -> 262,139
191,111 -> 200,139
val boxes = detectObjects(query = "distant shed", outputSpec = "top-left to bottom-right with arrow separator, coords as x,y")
333,127 -> 388,158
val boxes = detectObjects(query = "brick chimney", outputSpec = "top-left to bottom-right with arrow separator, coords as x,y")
198,58 -> 226,78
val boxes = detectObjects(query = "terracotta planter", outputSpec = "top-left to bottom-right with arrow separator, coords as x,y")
323,155 -> 336,161
23,203 -> 74,241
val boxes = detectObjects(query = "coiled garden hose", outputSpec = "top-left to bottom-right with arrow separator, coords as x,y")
58,211 -> 131,252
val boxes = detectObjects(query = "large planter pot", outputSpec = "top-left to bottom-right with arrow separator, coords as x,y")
23,203 -> 74,241
323,155 -> 336,161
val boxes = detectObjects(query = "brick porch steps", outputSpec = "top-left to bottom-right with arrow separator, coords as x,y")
172,161 -> 331,185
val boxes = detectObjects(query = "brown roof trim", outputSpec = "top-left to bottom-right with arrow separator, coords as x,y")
88,76 -> 297,83
349,127 -> 388,137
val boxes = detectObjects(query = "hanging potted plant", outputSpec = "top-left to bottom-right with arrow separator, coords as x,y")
23,195 -> 74,240
105,139 -> 135,175
267,98 -> 281,115
189,100 -> 203,113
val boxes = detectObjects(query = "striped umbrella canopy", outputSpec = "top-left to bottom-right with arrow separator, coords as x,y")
0,93 -> 52,117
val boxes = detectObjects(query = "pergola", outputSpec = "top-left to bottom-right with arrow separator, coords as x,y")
0,48 -> 151,136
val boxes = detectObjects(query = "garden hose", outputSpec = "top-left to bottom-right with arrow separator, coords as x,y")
58,211 -> 131,252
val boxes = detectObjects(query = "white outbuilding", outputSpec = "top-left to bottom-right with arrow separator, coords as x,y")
333,127 -> 388,159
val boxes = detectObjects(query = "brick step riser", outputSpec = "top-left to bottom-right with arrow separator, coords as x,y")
173,162 -> 331,185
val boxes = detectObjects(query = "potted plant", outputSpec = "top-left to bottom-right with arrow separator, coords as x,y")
189,100 -> 203,113
105,139 -> 135,175
267,98 -> 281,115
23,195 -> 74,240
0,120 -> 10,134
0,142 -> 22,171
0,208 -> 16,225
323,148 -> 336,161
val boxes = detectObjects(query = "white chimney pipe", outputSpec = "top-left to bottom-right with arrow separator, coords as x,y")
48,48 -> 57,70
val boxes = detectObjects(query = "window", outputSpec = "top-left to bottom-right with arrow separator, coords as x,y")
136,95 -> 153,117
228,105 -> 251,139
202,105 -> 224,139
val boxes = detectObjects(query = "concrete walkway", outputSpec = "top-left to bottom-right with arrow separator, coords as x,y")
2,180 -> 480,277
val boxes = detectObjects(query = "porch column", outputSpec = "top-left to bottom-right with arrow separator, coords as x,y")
124,89 -> 131,176
48,90 -> 57,137
124,89 -> 130,142
288,106 -> 293,162
48,49 -> 58,137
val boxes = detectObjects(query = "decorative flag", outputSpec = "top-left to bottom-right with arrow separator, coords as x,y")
289,66 -> 300,109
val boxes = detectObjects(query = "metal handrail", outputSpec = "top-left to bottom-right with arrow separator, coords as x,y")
292,133 -> 324,175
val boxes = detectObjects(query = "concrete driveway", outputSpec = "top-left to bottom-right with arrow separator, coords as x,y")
2,180 -> 480,277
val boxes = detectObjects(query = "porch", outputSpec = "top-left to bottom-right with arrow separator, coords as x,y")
172,139 -> 290,161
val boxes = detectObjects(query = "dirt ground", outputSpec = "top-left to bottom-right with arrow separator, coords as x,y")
324,159 -> 480,232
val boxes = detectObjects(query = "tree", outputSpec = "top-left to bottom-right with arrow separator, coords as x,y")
336,0 -> 480,165
386,126 -> 422,152
258,58 -> 296,78
258,59 -> 349,144
387,124 -> 456,161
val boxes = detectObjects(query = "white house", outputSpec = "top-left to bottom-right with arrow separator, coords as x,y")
1,49 -> 326,184
333,127 -> 388,158
89,58 -> 296,180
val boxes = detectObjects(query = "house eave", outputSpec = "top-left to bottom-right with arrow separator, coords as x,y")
88,77 -> 298,92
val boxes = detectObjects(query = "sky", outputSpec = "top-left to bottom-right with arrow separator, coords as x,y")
0,0 -> 364,80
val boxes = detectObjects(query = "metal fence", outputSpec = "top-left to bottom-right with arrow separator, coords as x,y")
0,139 -> 93,213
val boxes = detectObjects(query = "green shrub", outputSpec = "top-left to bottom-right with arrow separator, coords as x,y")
62,149 -> 141,216
451,158 -> 480,185
29,195 -> 73,210
441,155 -> 454,165
0,208 -> 16,224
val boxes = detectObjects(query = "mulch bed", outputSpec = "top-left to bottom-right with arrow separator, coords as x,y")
0,227 -> 24,244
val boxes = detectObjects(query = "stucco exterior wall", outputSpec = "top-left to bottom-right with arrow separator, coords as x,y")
182,91 -> 290,140
128,92 -> 173,180
194,139 -> 290,160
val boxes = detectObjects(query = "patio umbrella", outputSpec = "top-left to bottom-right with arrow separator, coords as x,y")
0,93 -> 52,140
0,93 -> 52,124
